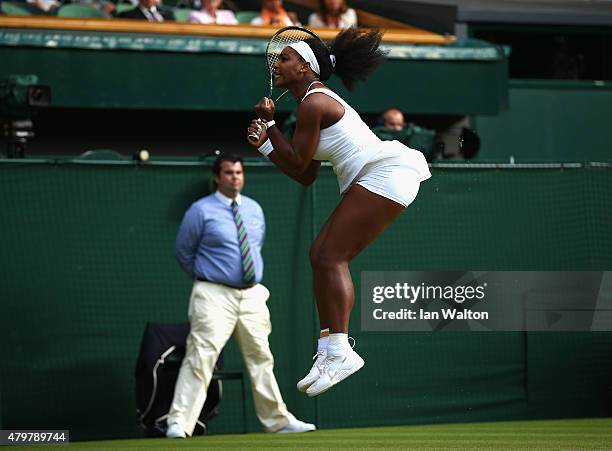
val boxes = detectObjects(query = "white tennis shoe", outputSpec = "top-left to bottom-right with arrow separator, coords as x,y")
274,415 -> 316,433
297,349 -> 327,392
305,348 -> 364,397
166,422 -> 186,439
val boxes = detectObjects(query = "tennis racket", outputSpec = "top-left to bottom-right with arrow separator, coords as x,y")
249,26 -> 327,142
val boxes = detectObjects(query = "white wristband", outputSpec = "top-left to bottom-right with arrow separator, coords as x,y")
258,139 -> 273,156
264,119 -> 276,131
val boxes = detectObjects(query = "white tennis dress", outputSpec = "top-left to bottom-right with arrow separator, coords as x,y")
304,88 -> 431,207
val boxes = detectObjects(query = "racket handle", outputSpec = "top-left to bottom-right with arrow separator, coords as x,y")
249,119 -> 263,142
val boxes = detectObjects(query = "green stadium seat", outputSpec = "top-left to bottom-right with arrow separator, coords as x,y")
1,1 -> 45,16
371,124 -> 437,160
236,10 -> 258,24
114,3 -> 136,15
172,8 -> 192,23
56,4 -> 109,18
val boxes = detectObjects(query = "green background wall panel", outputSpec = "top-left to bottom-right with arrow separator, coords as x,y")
317,332 -> 528,428
327,59 -> 508,115
0,161 -> 610,440
474,81 -> 612,162
0,49 -> 270,110
0,47 -> 507,114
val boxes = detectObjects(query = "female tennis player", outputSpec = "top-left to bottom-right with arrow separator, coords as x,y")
247,28 -> 431,397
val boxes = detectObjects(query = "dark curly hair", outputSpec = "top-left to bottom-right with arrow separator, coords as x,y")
303,28 -> 387,91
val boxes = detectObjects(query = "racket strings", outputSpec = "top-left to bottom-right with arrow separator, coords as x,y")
266,28 -> 317,99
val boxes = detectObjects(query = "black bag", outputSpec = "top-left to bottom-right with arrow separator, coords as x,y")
135,322 -> 223,436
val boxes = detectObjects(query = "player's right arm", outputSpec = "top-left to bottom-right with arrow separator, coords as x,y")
248,96 -> 322,185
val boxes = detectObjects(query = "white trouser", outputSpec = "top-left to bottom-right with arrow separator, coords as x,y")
167,281 -> 291,435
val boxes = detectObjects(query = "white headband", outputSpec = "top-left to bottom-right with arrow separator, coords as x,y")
288,41 -> 320,76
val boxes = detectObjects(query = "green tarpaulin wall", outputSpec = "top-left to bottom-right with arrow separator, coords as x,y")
0,160 -> 610,440
0,31 -> 508,115
474,80 -> 612,163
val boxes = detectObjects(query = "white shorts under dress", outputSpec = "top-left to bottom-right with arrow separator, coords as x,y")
353,153 -> 422,207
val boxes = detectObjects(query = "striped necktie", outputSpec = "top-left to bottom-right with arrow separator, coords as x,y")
231,200 -> 255,285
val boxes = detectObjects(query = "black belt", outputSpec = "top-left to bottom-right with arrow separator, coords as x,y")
196,277 -> 255,290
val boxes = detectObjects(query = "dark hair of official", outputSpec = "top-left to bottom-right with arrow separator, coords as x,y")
212,154 -> 244,175
304,28 -> 387,91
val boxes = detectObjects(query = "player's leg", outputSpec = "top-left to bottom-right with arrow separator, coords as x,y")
306,184 -> 405,396
310,211 -> 335,330
313,184 -> 404,332
297,208 -> 342,392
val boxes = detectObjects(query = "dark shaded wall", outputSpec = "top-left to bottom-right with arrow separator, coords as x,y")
474,80 -> 612,162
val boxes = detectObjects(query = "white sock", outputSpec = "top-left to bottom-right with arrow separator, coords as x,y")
317,328 -> 329,353
327,333 -> 349,357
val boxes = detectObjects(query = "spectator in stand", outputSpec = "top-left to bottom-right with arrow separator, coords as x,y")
251,0 -> 299,27
308,0 -> 357,29
71,0 -> 116,15
118,0 -> 175,21
189,0 -> 238,24
372,107 -> 437,160
381,107 -> 405,131
26,0 -> 61,13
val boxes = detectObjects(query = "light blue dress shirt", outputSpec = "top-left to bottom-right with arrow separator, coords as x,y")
175,191 -> 266,288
